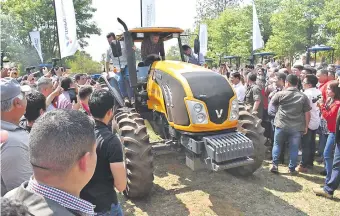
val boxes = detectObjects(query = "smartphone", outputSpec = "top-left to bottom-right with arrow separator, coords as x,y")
68,88 -> 77,103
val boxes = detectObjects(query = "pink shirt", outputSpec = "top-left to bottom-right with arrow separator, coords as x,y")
57,92 -> 72,109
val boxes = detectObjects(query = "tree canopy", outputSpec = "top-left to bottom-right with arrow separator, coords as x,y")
194,0 -> 340,64
1,0 -> 101,72
66,51 -> 102,74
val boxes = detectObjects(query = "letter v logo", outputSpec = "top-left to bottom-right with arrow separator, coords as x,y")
215,109 -> 223,118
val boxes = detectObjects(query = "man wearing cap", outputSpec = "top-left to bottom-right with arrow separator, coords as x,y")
141,33 -> 165,61
0,78 -> 32,196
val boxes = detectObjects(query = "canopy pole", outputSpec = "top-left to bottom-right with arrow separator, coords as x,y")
140,0 -> 143,27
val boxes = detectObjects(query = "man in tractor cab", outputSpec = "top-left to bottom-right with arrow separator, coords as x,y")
141,33 -> 165,61
182,45 -> 205,66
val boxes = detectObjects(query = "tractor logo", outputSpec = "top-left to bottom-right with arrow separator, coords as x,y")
215,109 -> 223,118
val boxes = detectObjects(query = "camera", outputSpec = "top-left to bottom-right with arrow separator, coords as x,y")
312,95 -> 322,103
67,87 -> 77,103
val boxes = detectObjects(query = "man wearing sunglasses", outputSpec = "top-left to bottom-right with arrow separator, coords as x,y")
1,78 -> 32,196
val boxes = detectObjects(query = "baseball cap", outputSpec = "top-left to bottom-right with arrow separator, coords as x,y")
1,78 -> 31,102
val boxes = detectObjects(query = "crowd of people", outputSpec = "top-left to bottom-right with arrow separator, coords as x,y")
225,61 -> 340,199
1,67 -> 126,215
1,34 -> 340,215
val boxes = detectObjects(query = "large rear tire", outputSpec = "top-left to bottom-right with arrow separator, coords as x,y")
113,108 -> 154,198
227,104 -> 266,176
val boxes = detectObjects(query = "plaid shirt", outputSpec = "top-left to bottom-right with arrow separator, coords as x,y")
141,38 -> 165,61
27,178 -> 95,216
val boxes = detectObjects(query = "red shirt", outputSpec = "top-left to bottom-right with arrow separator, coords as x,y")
261,88 -> 268,109
319,81 -> 329,103
321,100 -> 340,133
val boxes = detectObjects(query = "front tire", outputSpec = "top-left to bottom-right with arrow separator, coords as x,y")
114,108 -> 154,198
227,104 -> 266,176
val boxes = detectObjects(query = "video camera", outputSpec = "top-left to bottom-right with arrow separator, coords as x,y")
312,94 -> 322,103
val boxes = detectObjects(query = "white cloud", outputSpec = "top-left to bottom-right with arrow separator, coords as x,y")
84,0 -> 197,61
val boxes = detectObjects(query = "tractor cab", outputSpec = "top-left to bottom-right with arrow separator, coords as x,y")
221,55 -> 241,70
250,52 -> 275,66
306,45 -> 335,67
117,27 -> 186,85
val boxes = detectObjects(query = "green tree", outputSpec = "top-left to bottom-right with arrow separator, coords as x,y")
166,45 -> 181,60
195,0 -> 242,23
255,0 -> 281,44
318,0 -> 340,58
1,0 -> 100,68
265,0 -> 326,61
207,7 -> 252,62
65,51 -> 102,74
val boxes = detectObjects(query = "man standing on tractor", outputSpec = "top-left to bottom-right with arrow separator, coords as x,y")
141,33 -> 165,61
105,32 -> 134,105
182,45 -> 205,66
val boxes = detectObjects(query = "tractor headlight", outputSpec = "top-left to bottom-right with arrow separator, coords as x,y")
229,99 -> 239,121
186,100 -> 208,124
193,103 -> 203,113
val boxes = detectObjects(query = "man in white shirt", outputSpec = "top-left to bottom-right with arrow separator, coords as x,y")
230,72 -> 246,102
182,45 -> 205,66
297,74 -> 321,172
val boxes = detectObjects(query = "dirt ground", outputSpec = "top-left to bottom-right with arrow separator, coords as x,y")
118,124 -> 340,216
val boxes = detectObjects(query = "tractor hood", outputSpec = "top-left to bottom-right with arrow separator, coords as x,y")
151,61 -> 236,126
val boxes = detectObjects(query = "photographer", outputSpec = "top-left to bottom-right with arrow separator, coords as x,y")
56,77 -> 80,110
296,75 -> 321,172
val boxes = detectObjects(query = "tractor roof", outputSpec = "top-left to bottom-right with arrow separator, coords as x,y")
117,27 -> 184,42
222,55 -> 241,59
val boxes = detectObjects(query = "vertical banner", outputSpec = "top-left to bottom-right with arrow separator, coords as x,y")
29,31 -> 43,63
55,0 -> 78,58
199,24 -> 208,56
142,0 -> 156,27
252,1 -> 264,51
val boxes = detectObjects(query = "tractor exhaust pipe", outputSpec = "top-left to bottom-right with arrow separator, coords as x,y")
117,18 -> 128,32
116,17 -> 138,88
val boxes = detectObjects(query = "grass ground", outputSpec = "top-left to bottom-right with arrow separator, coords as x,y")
118,123 -> 339,216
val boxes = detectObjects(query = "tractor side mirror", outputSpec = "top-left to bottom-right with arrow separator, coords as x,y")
194,38 -> 200,54
110,40 -> 122,57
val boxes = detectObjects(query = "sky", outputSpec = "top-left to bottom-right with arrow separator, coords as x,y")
84,0 -> 197,61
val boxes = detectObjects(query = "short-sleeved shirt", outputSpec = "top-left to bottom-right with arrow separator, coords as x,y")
141,38 -> 165,61
233,82 -> 246,102
303,88 -> 321,130
56,91 -> 72,109
1,120 -> 32,196
80,120 -> 124,213
245,84 -> 263,119
271,87 -> 311,131
106,41 -> 128,68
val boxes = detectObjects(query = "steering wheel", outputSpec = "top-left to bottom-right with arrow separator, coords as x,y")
144,54 -> 162,66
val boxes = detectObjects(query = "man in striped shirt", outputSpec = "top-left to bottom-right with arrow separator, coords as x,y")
5,110 -> 97,216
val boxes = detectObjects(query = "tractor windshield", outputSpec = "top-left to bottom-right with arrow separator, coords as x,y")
134,35 -> 183,63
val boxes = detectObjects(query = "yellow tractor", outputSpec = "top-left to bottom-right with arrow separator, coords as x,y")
102,18 -> 266,199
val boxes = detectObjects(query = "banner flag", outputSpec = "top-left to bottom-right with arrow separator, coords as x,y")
142,0 -> 156,27
55,0 -> 79,58
199,24 -> 208,56
253,1 -> 264,51
29,31 -> 43,62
